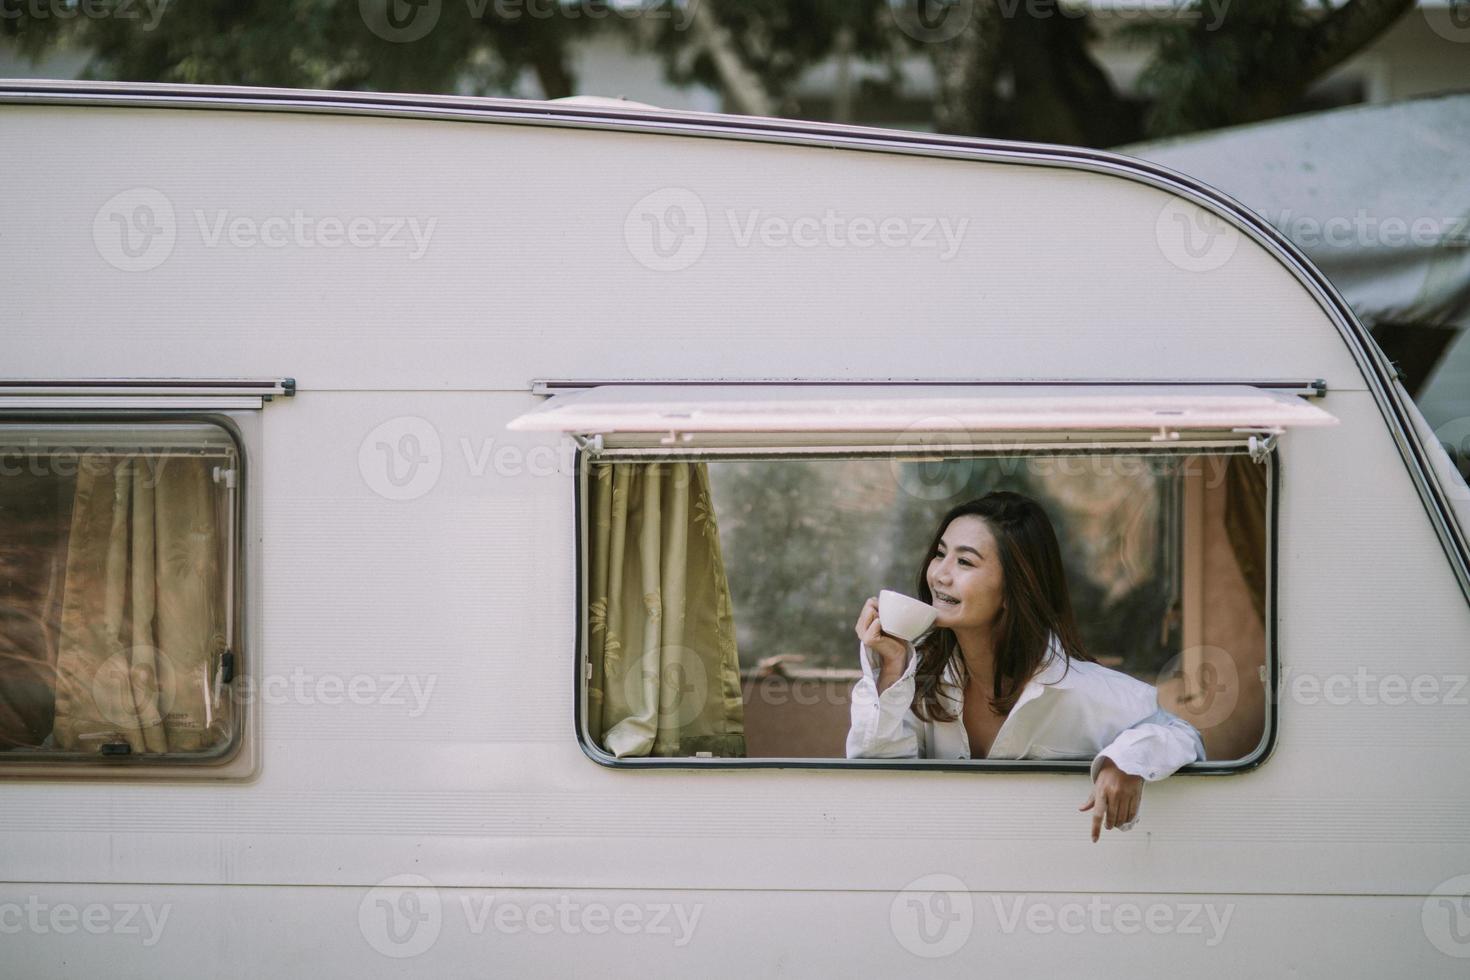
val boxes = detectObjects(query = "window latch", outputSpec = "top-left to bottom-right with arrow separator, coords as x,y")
1230,428 -> 1282,463
570,433 -> 604,455
212,465 -> 238,488
1248,432 -> 1280,463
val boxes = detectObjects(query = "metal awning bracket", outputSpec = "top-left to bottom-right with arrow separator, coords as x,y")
1150,426 -> 1181,443
570,432 -> 604,454
1234,428 -> 1283,463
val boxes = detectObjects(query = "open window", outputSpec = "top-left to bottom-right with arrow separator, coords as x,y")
511,382 -> 1337,771
0,379 -> 283,778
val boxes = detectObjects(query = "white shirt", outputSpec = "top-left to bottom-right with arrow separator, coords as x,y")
846,634 -> 1205,827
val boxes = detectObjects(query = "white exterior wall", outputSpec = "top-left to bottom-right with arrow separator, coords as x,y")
2,99 -> 1468,977
3,107 -> 1363,386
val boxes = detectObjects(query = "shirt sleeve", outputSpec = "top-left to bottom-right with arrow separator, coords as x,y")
1090,705 -> 1206,783
845,640 -> 924,759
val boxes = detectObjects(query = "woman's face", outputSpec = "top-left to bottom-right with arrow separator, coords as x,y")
926,515 -> 1006,630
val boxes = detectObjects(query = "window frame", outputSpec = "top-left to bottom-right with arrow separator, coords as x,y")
572,440 -> 1279,776
0,410 -> 258,780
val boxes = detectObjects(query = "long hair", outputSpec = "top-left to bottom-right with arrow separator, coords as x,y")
911,491 -> 1093,723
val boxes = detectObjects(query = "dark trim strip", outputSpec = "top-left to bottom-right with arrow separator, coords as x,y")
534,379 -> 1330,398
0,379 -> 295,399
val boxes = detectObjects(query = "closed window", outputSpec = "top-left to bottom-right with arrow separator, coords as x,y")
0,421 -> 242,767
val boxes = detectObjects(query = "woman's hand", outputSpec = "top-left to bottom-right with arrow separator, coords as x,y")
854,597 -> 909,671
1079,756 -> 1143,842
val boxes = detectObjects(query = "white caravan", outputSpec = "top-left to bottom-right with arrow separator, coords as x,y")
2,80 -> 1468,978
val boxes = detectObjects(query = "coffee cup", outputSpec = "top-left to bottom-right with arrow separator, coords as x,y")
877,589 -> 938,642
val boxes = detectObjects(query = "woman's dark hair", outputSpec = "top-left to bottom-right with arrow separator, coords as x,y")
911,491 -> 1093,723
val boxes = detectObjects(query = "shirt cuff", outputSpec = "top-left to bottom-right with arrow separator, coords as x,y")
859,641 -> 918,688
1091,750 -> 1162,784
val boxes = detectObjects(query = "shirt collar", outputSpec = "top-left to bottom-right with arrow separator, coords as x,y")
940,633 -> 1079,709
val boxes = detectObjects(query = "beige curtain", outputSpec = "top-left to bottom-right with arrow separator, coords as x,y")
1223,454 -> 1268,625
52,455 -> 227,755
586,461 -> 745,758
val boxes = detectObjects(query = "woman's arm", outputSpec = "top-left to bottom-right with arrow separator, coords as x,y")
845,640 -> 924,759
1090,706 -> 1206,783
1078,706 -> 1205,840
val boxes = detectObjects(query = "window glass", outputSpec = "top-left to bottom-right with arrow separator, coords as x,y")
581,449 -> 1268,766
0,422 -> 239,763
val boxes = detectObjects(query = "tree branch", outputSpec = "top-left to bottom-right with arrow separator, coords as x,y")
1000,9 -> 1140,146
923,0 -> 1005,135
1300,0 -> 1416,82
529,39 -> 575,100
686,0 -> 776,117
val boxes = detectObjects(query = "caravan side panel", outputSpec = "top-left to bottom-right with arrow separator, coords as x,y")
2,97 -> 1467,977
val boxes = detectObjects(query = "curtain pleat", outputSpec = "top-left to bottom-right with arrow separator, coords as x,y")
586,461 -> 745,758
52,455 -> 225,754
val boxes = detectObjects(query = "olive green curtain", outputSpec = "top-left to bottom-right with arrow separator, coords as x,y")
586,461 -> 745,758
52,455 -> 227,754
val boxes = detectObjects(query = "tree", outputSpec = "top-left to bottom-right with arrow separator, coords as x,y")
647,0 -> 894,118
919,0 -> 1140,145
3,0 -> 1419,147
654,0 -> 1415,146
1130,0 -> 1418,137
0,0 -> 593,98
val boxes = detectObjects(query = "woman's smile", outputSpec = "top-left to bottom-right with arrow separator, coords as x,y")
926,515 -> 1006,630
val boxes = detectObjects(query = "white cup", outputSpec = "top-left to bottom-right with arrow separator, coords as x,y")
877,589 -> 938,642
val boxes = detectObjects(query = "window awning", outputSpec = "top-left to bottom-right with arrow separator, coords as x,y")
509,384 -> 1338,451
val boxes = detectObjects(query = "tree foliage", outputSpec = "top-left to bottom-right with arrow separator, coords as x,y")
2,0 -> 1417,146
2,0 -> 592,97
1129,0 -> 1417,137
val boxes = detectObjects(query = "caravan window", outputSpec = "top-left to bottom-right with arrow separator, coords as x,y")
506,383 -> 1334,770
0,420 -> 242,767
577,449 -> 1272,769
